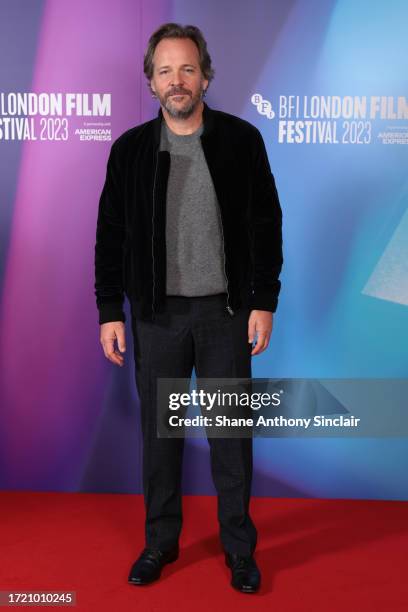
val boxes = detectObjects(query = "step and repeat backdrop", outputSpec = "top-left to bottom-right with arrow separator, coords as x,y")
0,0 -> 407,499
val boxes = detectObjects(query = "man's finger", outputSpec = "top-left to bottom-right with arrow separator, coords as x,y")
101,335 -> 124,366
248,319 -> 256,344
101,336 -> 114,358
116,328 -> 126,353
251,330 -> 270,355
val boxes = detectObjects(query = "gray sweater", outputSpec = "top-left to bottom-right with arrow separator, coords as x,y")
159,119 -> 227,297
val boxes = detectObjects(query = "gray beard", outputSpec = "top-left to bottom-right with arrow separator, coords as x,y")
161,90 -> 204,119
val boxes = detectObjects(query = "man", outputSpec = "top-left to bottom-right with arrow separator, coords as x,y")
94,22 -> 283,594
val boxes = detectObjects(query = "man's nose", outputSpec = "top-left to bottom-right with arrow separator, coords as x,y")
170,72 -> 184,87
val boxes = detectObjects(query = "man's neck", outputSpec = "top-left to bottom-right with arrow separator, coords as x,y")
161,101 -> 204,135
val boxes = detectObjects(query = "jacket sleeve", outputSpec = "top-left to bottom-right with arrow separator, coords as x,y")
248,129 -> 283,313
94,141 -> 126,325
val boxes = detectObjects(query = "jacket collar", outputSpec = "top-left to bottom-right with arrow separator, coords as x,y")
153,100 -> 215,148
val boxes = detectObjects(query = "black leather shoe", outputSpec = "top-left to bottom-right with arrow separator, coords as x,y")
225,552 -> 261,593
128,546 -> 179,585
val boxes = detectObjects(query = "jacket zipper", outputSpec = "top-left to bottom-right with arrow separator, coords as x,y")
217,201 -> 234,316
201,137 -> 234,316
151,149 -> 158,321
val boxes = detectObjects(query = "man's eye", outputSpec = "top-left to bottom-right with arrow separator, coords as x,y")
160,70 -> 168,75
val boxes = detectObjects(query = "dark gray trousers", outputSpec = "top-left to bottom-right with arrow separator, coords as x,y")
131,293 -> 257,556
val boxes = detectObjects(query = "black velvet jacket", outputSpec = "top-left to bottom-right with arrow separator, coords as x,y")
94,101 -> 283,324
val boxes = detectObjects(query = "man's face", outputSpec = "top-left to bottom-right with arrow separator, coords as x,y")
150,37 -> 209,119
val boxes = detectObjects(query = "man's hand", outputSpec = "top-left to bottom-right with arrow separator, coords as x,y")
248,310 -> 273,356
100,321 -> 126,367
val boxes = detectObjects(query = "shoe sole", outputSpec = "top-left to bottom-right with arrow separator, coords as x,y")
231,582 -> 260,594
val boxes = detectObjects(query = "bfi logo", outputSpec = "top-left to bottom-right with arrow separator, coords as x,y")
251,93 -> 275,119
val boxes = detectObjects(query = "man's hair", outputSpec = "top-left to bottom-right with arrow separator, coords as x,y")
143,22 -> 215,96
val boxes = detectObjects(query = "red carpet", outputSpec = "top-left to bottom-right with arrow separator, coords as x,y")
0,492 -> 407,611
